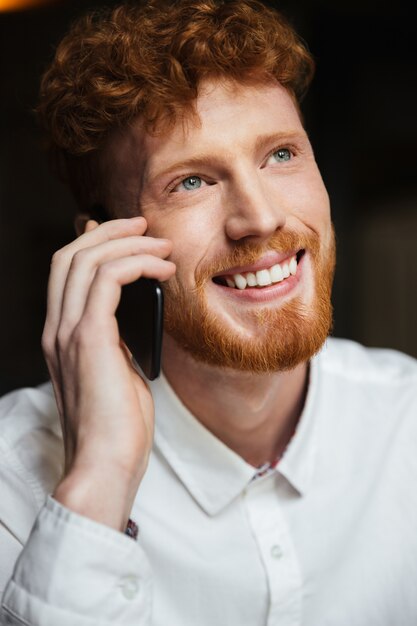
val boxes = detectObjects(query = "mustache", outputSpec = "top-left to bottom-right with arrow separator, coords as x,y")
194,229 -> 320,287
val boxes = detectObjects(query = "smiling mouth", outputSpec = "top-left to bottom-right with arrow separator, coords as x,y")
212,250 -> 305,290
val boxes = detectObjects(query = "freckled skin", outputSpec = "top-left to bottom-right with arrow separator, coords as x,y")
102,79 -> 332,339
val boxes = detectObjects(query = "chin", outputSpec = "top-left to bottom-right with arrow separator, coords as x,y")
164,227 -> 336,373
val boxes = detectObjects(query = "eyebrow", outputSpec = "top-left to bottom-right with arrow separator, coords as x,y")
147,130 -> 306,184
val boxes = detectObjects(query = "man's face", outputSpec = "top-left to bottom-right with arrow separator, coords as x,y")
103,78 -> 335,372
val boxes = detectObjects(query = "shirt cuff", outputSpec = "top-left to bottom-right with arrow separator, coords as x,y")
1,496 -> 152,626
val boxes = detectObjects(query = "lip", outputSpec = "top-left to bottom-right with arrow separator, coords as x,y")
211,250 -> 306,304
213,249 -> 301,278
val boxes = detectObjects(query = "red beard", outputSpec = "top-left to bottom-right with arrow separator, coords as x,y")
163,227 -> 336,373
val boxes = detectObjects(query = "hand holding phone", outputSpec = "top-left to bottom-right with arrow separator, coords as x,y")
45,214 -> 175,531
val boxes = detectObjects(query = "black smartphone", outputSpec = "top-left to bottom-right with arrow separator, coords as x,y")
90,205 -> 164,380
116,277 -> 163,381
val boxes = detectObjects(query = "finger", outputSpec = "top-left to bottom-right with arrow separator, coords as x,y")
43,217 -> 147,353
84,219 -> 99,233
79,255 -> 176,342
59,236 -> 172,334
42,217 -> 149,417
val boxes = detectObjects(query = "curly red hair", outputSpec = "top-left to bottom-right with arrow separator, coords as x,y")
37,0 -> 315,208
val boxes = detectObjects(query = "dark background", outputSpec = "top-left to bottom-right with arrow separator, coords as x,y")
0,0 -> 416,395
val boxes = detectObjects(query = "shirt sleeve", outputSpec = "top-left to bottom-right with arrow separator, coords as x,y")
0,496 -> 153,626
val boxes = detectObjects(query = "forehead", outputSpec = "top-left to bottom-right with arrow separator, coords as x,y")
146,78 -> 302,157
101,78 -> 304,211
196,77 -> 300,125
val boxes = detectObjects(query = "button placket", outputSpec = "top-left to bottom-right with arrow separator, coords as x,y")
270,544 -> 284,559
244,477 -> 302,626
119,574 -> 140,600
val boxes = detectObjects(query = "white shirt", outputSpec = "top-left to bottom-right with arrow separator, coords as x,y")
0,337 -> 417,625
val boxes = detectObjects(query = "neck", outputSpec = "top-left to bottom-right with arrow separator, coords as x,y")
162,334 -> 309,468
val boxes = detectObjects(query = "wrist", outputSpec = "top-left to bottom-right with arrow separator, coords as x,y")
53,463 -> 141,532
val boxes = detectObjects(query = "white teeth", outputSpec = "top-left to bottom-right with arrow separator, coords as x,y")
289,257 -> 297,276
224,254 -> 299,289
256,269 -> 272,286
270,263 -> 284,283
246,272 -> 257,287
234,274 -> 247,290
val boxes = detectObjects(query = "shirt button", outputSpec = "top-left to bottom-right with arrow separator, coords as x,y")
270,544 -> 283,559
120,575 -> 140,600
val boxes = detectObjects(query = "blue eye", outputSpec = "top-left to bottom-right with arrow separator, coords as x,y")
181,176 -> 202,191
272,148 -> 291,162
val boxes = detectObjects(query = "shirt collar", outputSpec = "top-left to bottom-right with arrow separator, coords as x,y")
151,374 -> 255,516
276,352 -> 320,496
150,351 -> 321,516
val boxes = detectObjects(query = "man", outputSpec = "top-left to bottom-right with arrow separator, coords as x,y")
0,1 -> 416,624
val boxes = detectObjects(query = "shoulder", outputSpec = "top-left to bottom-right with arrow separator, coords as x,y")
0,382 -> 61,445
319,336 -> 417,387
0,383 -> 63,543
311,339 -> 417,488
0,383 -> 63,482
314,337 -> 417,438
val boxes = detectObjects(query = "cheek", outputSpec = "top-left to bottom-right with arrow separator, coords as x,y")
289,171 -> 331,231
145,199 -> 223,279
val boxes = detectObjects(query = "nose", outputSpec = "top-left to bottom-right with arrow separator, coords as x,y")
224,173 -> 287,242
